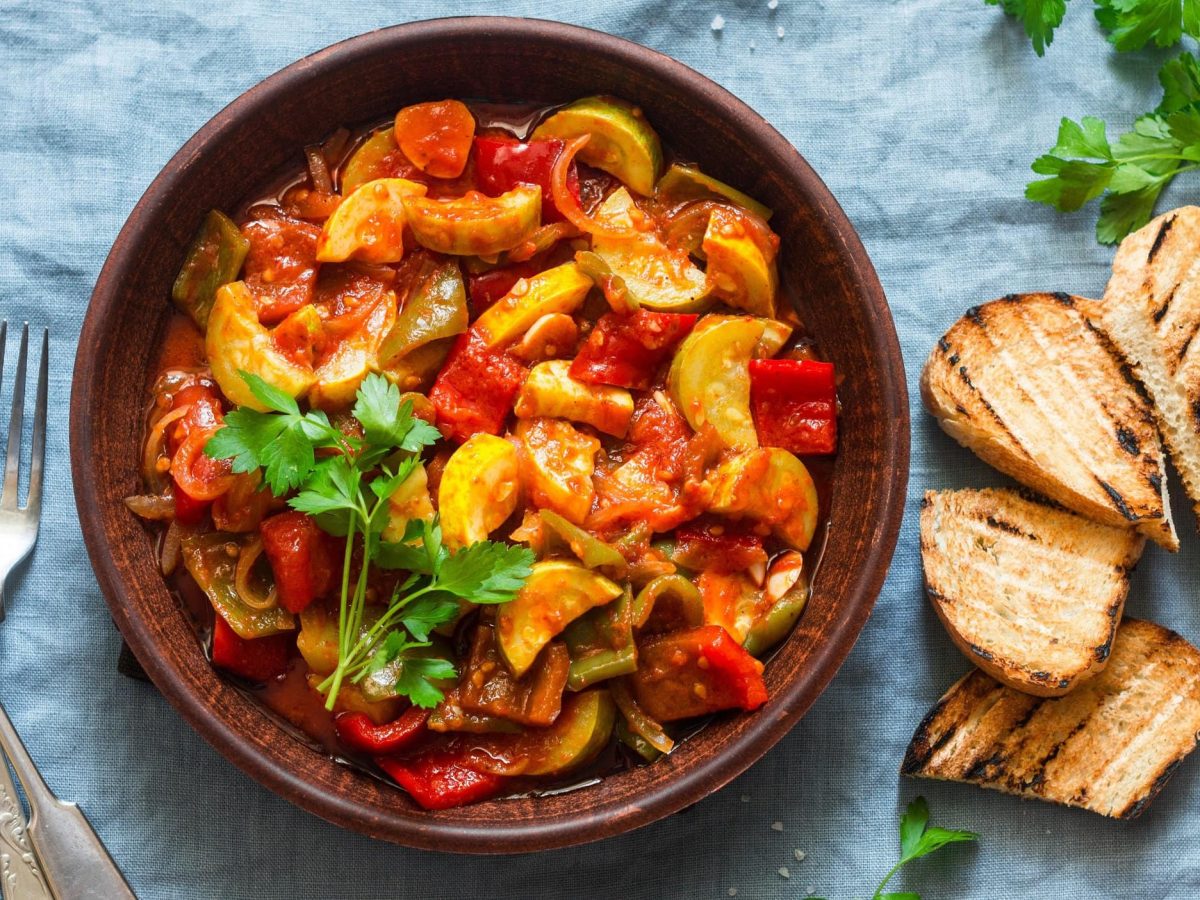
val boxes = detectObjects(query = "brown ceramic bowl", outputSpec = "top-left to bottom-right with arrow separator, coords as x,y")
71,17 -> 908,852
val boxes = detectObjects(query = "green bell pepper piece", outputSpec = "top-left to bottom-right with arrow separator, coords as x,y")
540,509 -> 628,576
742,579 -> 809,656
616,718 -> 662,763
611,678 -> 674,755
632,574 -> 703,631
171,209 -> 250,329
180,532 -> 295,640
564,586 -> 637,691
378,257 -> 469,366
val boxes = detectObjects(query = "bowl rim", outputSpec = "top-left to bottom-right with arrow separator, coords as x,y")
71,16 -> 909,852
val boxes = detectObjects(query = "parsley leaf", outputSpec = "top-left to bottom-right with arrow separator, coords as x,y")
1158,50 -> 1200,112
986,0 -> 1071,56
395,656 -> 458,709
1026,52 -> 1200,243
871,797 -> 978,899
436,541 -> 537,603
398,593 -> 462,641
203,370 -> 345,496
1094,0 -> 1200,51
353,376 -> 441,452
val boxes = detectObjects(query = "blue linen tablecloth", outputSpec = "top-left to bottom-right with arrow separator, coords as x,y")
1,2 -> 1198,897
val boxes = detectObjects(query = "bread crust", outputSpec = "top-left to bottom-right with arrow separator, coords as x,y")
1101,207 -> 1200,530
921,488 -> 1144,697
901,619 -> 1200,818
921,293 -> 1178,550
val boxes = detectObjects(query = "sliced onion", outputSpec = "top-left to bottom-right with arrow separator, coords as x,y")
305,145 -> 334,195
142,404 -> 190,493
160,520 -> 182,576
321,126 -> 352,171
124,493 -> 176,521
611,679 -> 674,755
550,136 -> 638,239
235,537 -> 279,611
662,199 -> 778,262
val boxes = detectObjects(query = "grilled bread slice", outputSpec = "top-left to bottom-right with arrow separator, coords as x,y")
1100,207 -> 1200,528
901,619 -> 1200,818
921,293 -> 1178,550
921,488 -> 1145,696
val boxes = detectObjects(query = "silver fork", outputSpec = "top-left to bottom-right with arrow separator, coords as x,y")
0,323 -> 136,900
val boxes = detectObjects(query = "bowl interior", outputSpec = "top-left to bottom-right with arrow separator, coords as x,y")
72,17 -> 908,852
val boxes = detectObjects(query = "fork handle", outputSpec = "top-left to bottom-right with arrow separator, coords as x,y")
0,754 -> 51,900
0,703 -> 135,900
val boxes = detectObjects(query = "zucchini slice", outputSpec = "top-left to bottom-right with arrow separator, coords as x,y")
532,96 -> 663,195
496,560 -> 622,677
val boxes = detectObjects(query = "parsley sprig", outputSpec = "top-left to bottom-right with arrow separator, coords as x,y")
204,371 -> 533,710
809,797 -> 978,900
1026,51 -> 1200,242
987,0 -> 1200,56
871,797 -> 978,899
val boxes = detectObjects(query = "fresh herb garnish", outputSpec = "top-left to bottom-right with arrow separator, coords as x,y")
1093,0 -> 1200,51
987,0 -> 1199,55
205,371 -> 533,710
871,797 -> 978,899
985,0 -> 1070,57
808,797 -> 978,900
1025,51 -> 1200,243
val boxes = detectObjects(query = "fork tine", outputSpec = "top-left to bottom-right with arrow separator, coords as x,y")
1,323 -> 28,510
24,329 -> 48,515
0,321 -> 6,409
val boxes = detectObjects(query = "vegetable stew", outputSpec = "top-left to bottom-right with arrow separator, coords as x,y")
129,96 -> 839,811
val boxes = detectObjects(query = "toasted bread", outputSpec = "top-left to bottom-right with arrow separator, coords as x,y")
1100,207 -> 1200,529
921,488 -> 1145,696
901,619 -> 1200,818
921,293 -> 1178,550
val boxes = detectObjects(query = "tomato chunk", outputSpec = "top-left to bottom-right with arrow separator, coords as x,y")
335,708 -> 430,755
429,330 -> 528,443
749,358 -> 837,455
210,615 -> 291,682
259,511 -> 338,614
474,136 -> 579,223
673,518 -> 768,573
631,625 -> 767,721
375,749 -> 507,810
394,100 -> 476,179
240,213 -> 322,325
570,311 -> 697,390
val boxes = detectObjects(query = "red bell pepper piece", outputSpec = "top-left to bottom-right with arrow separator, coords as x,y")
749,358 -> 838,455
335,708 -> 431,755
474,136 -> 579,223
466,258 -> 545,316
210,616 -> 291,682
259,511 -> 338,614
375,749 -> 507,810
429,330 -> 528,443
631,624 -> 768,722
171,477 -> 212,526
673,518 -> 768,573
569,310 -> 698,390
